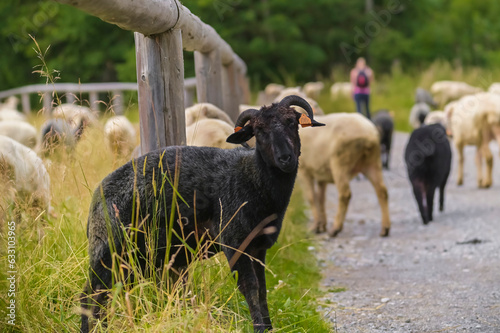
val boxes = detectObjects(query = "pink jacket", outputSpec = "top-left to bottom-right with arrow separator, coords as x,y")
350,67 -> 373,95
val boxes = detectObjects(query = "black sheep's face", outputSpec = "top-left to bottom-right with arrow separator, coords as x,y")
227,96 -> 325,173
253,106 -> 301,173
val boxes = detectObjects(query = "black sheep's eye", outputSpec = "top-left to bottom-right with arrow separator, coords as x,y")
287,118 -> 296,128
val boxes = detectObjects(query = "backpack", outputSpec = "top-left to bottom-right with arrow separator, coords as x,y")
356,70 -> 369,88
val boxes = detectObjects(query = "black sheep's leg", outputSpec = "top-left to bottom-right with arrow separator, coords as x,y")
439,170 -> 450,212
426,187 -> 436,222
225,248 -> 269,333
386,135 -> 392,170
253,248 -> 272,327
412,182 -> 428,224
81,268 -> 111,333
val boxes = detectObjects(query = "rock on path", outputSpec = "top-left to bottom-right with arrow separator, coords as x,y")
315,132 -> 500,333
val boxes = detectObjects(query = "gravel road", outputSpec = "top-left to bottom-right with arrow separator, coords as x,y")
314,132 -> 500,333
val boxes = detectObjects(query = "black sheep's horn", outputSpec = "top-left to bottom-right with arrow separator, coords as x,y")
234,108 -> 259,132
278,95 -> 325,127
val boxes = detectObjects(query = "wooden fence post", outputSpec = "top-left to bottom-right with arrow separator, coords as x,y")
43,92 -> 52,115
112,90 -> 124,114
194,50 -> 223,110
135,29 -> 186,154
237,71 -> 251,105
221,62 -> 240,121
184,88 -> 195,108
89,92 -> 99,111
21,94 -> 31,114
66,93 -> 76,104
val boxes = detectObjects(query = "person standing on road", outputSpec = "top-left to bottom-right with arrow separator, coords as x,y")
350,57 -> 374,119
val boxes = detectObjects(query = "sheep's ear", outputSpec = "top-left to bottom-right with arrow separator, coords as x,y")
296,113 -> 325,128
226,125 -> 254,144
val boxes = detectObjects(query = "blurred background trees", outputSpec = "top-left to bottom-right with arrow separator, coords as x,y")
1,0 -> 500,91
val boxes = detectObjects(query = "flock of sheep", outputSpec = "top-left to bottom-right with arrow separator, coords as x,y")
1,77 -> 499,332
0,98 -> 138,221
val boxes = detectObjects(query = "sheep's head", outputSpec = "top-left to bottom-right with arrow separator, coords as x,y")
227,95 -> 324,173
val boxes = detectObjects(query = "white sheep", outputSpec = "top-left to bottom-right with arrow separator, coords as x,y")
0,121 -> 37,149
274,89 -> 324,115
104,116 -> 137,156
239,104 -> 259,114
409,102 -> 431,129
330,82 -> 352,99
39,118 -> 83,155
0,109 -> 27,122
265,83 -> 285,96
0,96 -> 20,111
52,103 -> 99,129
298,113 -> 391,237
430,80 -> 483,106
186,118 -> 239,149
446,92 -> 500,187
256,83 -> 285,106
424,110 -> 448,128
0,135 -> 50,217
423,110 -> 447,127
185,103 -> 234,127
303,81 -> 325,100
488,83 -> 500,95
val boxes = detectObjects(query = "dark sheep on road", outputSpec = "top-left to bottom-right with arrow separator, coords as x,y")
80,95 -> 325,333
372,109 -> 394,169
415,87 -> 437,108
405,123 -> 452,224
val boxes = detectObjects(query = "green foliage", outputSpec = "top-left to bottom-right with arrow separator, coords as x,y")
2,0 -> 500,91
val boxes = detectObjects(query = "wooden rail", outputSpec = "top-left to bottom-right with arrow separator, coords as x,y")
54,0 -> 250,153
0,79 -> 197,115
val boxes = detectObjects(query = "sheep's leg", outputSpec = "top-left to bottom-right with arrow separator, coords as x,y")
253,249 -> 272,327
475,147 -> 485,188
298,171 -> 323,233
439,170 -> 450,212
412,181 -> 428,224
80,272 -> 110,333
426,187 -> 436,222
386,136 -> 392,170
480,142 -> 493,188
226,249 -> 270,333
382,152 -> 389,169
381,145 -> 389,169
492,125 -> 500,157
329,169 -> 351,237
456,141 -> 465,186
363,166 -> 391,237
316,181 -> 328,233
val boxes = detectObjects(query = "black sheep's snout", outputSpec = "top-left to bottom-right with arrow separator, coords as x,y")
278,154 -> 291,164
276,151 -> 297,172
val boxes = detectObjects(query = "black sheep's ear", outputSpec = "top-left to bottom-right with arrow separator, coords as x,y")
226,125 -> 254,144
296,112 -> 325,128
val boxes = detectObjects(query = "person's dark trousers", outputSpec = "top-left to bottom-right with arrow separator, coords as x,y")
354,93 -> 371,119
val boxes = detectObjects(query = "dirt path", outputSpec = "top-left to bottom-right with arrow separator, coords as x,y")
315,132 -> 500,333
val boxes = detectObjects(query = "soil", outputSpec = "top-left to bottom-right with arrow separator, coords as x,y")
314,132 -> 500,333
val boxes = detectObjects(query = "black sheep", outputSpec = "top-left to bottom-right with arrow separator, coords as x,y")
404,123 -> 452,224
415,87 -> 437,108
372,109 -> 394,169
80,95 -> 324,333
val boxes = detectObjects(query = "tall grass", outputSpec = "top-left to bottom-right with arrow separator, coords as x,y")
0,117 -> 331,332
